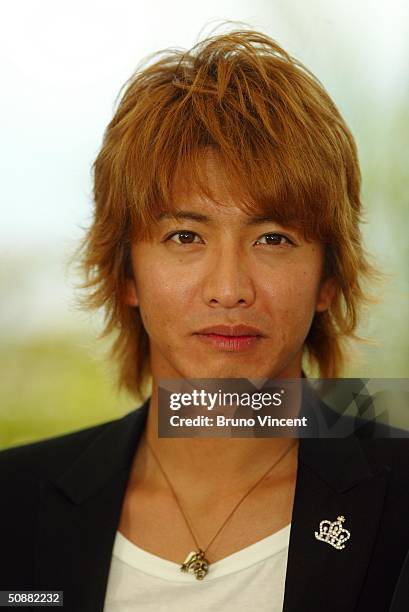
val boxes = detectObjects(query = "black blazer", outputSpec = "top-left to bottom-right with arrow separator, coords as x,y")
1,398 -> 408,612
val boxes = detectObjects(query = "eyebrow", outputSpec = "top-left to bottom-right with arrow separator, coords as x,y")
157,210 -> 282,226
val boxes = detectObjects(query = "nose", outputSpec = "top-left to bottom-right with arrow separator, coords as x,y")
201,243 -> 256,308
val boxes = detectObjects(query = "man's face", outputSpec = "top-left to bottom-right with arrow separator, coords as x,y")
125,153 -> 335,381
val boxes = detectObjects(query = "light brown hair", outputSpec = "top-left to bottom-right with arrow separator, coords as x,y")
75,29 -> 380,400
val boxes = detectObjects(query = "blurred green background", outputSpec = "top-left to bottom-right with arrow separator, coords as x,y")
1,0 -> 408,450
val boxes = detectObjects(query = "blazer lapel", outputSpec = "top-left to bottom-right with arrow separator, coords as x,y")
283,434 -> 391,611
34,402 -> 149,612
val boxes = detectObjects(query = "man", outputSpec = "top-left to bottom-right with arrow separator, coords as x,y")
1,29 -> 408,611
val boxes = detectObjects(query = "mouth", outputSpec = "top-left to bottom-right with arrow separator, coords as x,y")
194,324 -> 264,352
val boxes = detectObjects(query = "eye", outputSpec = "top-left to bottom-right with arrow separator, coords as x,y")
166,230 -> 202,245
255,233 -> 293,246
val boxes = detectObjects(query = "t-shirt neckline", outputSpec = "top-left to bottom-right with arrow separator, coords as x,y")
113,523 -> 291,582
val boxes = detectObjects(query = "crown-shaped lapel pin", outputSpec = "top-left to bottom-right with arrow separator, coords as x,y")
314,515 -> 351,550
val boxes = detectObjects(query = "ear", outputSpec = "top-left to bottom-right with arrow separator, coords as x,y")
123,277 -> 139,307
315,277 -> 337,313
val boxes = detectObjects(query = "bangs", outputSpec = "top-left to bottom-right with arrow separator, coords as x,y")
128,143 -> 338,244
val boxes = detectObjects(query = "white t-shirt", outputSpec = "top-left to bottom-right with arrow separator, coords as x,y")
103,524 -> 291,611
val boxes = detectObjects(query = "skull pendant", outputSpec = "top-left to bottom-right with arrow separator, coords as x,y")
181,549 -> 209,580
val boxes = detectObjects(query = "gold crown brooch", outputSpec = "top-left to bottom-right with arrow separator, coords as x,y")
314,515 -> 351,550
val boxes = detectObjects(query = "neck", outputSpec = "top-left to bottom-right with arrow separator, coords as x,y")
136,381 -> 301,497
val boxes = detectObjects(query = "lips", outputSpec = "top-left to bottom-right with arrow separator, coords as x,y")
194,325 -> 264,352
195,324 -> 263,337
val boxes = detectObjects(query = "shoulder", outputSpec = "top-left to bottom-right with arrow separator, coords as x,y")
351,414 -> 409,471
304,393 -> 409,497
316,393 -> 409,473
345,413 -> 409,488
357,431 -> 409,488
0,416 -> 121,484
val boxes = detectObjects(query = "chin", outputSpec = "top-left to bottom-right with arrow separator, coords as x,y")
181,361 -> 277,380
